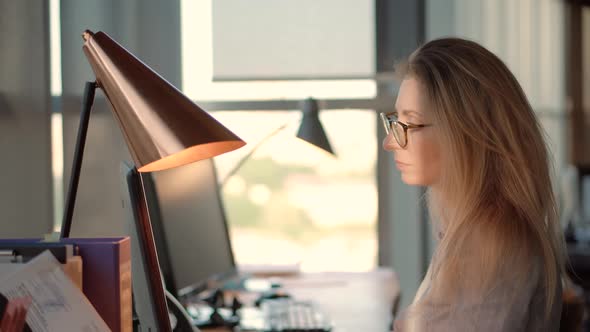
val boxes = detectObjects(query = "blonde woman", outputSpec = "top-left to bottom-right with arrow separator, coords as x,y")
383,38 -> 565,331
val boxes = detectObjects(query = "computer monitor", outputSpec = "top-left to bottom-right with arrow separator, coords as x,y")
120,162 -> 172,332
146,159 -> 237,299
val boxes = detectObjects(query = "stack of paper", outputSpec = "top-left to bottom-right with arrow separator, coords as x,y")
0,251 -> 110,331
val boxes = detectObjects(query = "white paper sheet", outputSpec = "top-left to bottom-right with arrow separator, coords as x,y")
0,251 -> 111,332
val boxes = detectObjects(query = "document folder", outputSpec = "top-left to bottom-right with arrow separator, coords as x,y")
62,237 -> 132,332
0,237 -> 131,332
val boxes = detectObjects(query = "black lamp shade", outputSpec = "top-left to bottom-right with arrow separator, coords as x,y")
296,98 -> 335,156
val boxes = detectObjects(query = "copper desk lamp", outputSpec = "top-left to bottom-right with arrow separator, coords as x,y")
60,30 -> 245,331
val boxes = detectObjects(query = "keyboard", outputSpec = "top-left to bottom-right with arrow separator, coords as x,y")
238,299 -> 332,332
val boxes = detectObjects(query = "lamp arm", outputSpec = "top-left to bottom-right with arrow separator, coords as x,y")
220,121 -> 291,188
60,81 -> 98,238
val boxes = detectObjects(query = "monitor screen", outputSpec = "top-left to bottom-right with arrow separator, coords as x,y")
147,159 -> 236,298
120,162 -> 172,332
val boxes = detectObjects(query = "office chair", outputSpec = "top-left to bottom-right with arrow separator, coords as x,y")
560,279 -> 586,332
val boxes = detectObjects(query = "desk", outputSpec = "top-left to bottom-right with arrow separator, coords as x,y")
203,268 -> 399,332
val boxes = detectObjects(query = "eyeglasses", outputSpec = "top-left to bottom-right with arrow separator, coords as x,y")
380,112 -> 432,148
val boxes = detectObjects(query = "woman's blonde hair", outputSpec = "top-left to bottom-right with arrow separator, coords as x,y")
397,38 -> 565,317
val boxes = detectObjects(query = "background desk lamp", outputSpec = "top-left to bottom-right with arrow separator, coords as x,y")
60,30 -> 245,331
219,97 -> 335,187
296,97 -> 335,156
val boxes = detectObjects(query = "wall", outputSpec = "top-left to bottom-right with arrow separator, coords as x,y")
0,1 -> 53,238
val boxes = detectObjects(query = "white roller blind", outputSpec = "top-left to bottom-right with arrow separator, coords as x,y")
212,0 -> 375,80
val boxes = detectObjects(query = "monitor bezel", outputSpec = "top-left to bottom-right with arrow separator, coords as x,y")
121,162 -> 172,332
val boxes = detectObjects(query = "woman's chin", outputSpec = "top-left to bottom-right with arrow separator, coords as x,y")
401,173 -> 426,186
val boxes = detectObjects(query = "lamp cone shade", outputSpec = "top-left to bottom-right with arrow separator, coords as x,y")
296,98 -> 335,156
82,30 -> 245,172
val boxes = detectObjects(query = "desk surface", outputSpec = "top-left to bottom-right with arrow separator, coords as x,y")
203,268 -> 399,332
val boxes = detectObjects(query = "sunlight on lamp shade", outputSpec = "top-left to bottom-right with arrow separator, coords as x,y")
82,30 -> 245,172
296,98 -> 335,156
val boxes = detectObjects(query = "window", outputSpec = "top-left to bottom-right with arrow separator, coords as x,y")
181,0 -> 379,271
180,0 -> 376,101
212,110 -> 378,271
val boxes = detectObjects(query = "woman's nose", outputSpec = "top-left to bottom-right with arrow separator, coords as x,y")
383,133 -> 400,151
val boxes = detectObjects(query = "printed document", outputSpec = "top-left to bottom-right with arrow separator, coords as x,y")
0,250 -> 110,331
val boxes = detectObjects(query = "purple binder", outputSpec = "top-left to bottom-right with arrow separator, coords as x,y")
62,237 -> 131,332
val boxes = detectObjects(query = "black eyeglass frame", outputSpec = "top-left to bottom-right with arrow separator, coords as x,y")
380,111 -> 432,148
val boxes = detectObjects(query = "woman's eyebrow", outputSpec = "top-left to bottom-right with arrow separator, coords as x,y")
394,108 -> 422,118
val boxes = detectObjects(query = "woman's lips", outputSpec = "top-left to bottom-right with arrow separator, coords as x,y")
395,160 -> 409,170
